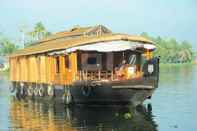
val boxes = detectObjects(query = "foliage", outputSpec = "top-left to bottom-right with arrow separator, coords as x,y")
24,22 -> 51,47
141,32 -> 195,63
0,22 -> 51,56
0,37 -> 18,56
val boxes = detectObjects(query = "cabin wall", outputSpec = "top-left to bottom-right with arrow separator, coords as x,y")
70,52 -> 78,82
106,52 -> 113,70
64,55 -> 72,84
52,53 -> 78,85
10,52 -> 78,85
39,55 -> 48,83
15,58 -> 21,82
10,58 -> 17,81
20,57 -> 28,82
45,56 -> 51,84
49,56 -> 56,84
59,56 -> 65,84
28,56 -> 38,82
53,56 -> 62,84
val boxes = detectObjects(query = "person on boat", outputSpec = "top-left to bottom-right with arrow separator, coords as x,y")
115,59 -> 128,79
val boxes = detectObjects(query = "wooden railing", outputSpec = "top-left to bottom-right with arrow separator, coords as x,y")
76,69 -> 144,81
77,70 -> 114,81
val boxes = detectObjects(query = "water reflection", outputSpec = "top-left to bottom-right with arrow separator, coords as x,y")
159,65 -> 196,85
9,98 -> 158,131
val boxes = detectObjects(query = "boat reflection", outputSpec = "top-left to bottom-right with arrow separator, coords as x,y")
9,98 -> 158,131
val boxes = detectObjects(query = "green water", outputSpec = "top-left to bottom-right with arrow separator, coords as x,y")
0,65 -> 197,131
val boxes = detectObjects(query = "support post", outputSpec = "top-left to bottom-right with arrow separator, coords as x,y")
98,69 -> 101,80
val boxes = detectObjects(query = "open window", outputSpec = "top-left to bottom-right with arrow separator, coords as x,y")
55,56 -> 60,73
87,57 -> 97,65
81,53 -> 102,71
64,55 -> 72,70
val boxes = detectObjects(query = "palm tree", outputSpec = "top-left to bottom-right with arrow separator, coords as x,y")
34,22 -> 46,40
25,22 -> 51,47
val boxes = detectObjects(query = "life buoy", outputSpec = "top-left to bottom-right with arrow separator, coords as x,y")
38,85 -> 45,97
20,84 -> 25,97
64,86 -> 73,105
9,82 -> 16,93
20,85 -> 27,98
81,86 -> 92,97
15,86 -> 21,99
27,85 -> 34,96
34,85 -> 39,96
47,85 -> 54,97
66,89 -> 72,105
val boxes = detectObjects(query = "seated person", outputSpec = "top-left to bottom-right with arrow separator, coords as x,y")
115,60 -> 128,78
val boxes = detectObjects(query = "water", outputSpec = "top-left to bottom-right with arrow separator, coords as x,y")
0,65 -> 197,131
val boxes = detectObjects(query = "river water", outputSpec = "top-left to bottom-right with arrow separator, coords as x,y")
0,65 -> 197,131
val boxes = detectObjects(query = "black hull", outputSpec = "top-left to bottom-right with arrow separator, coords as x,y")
70,77 -> 157,106
71,87 -> 155,106
12,76 -> 158,106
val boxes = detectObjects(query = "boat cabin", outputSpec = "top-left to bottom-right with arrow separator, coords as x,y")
9,25 -> 155,86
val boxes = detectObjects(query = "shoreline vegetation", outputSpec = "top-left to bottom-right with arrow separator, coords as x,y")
0,69 -> 9,74
140,32 -> 196,64
0,22 -> 196,67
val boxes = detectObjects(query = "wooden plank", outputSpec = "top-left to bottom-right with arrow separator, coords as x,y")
71,52 -> 78,82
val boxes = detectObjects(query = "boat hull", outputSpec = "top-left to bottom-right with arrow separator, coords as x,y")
71,87 -> 155,106
70,77 -> 157,105
11,77 -> 158,106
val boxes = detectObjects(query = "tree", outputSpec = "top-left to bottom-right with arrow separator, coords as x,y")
0,38 -> 18,55
25,22 -> 51,47
140,32 -> 195,63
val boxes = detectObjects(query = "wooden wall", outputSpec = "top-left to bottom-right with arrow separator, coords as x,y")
10,52 -> 78,85
52,53 -> 78,85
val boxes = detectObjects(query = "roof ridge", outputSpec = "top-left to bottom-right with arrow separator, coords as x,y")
32,25 -> 111,45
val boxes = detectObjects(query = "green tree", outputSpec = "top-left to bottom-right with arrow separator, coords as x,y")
178,41 -> 193,63
25,22 -> 51,47
140,32 -> 195,64
0,38 -> 18,55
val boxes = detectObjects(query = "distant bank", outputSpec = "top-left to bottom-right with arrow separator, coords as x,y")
0,56 -> 9,72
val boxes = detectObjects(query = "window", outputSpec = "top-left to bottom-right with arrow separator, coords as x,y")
87,57 -> 97,65
64,56 -> 69,68
55,57 -> 60,73
64,55 -> 71,69
128,55 -> 136,65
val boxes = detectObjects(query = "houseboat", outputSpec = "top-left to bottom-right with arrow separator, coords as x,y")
9,25 -> 159,105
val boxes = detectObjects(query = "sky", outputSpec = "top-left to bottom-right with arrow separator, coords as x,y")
0,0 -> 197,50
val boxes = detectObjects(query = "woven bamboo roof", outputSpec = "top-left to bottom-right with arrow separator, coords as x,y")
10,25 -> 154,58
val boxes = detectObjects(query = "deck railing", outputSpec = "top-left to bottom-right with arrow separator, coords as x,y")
77,70 -> 114,81
76,69 -> 144,81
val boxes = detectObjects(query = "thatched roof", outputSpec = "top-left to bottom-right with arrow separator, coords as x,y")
9,25 -> 154,58
36,25 -> 112,44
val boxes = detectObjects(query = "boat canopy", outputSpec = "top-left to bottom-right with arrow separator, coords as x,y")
66,40 -> 156,53
48,40 -> 156,55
